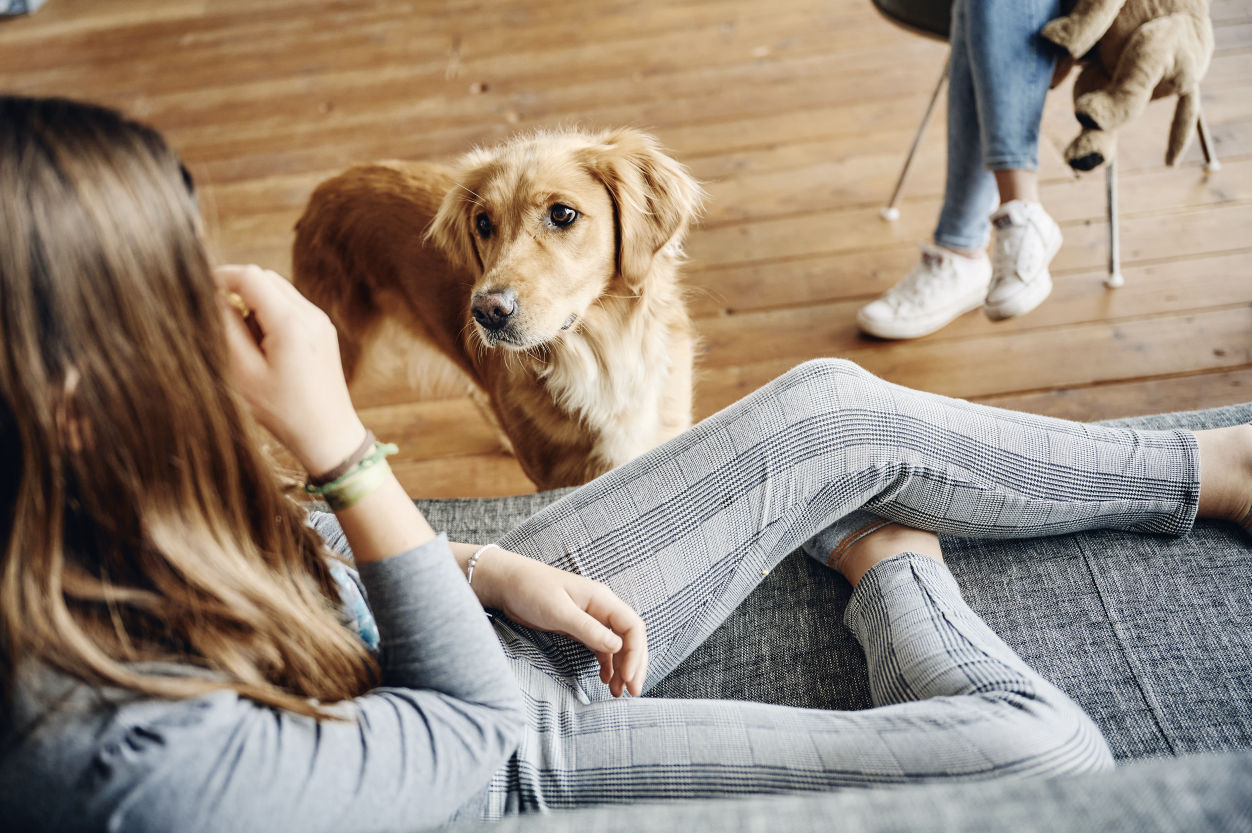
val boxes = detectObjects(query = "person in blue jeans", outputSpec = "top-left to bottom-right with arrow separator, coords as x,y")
859,0 -> 1066,340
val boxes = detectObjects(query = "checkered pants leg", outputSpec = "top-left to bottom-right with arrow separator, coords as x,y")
484,359 -> 1193,814
487,553 -> 1112,814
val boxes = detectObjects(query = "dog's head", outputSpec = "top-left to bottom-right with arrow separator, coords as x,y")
427,128 -> 702,350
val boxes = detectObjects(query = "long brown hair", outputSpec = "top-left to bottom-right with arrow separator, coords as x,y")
0,95 -> 378,717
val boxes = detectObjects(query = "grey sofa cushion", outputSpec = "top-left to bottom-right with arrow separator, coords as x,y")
446,750 -> 1252,833
415,403 -> 1252,762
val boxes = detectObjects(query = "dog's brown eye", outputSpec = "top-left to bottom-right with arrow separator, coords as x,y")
549,204 -> 578,228
476,213 -> 493,239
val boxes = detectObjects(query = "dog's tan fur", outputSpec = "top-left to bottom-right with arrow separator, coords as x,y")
292,128 -> 703,489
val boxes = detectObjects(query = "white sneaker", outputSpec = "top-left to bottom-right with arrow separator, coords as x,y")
857,243 -> 991,340
984,200 -> 1062,321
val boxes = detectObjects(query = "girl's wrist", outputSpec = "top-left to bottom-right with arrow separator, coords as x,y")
451,541 -> 508,609
293,416 -> 369,478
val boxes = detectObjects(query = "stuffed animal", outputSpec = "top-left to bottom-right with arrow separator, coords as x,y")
1042,0 -> 1214,171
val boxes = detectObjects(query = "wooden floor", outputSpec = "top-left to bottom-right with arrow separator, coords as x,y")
3,0 -> 1250,497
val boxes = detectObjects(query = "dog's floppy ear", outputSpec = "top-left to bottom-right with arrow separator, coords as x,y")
581,129 -> 704,291
426,157 -> 493,274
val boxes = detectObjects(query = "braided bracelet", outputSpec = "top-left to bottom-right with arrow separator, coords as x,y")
308,430 -> 377,487
304,440 -> 398,511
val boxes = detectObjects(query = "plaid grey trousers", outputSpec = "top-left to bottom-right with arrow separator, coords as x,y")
483,359 -> 1199,816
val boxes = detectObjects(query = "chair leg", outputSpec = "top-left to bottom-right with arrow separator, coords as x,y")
881,58 -> 950,222
1196,108 -> 1220,172
1105,158 -> 1124,288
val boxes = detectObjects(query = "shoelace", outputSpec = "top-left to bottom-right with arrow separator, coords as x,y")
901,253 -> 956,305
887,254 -> 953,308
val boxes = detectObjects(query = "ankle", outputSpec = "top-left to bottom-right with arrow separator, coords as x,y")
835,523 -> 944,589
934,243 -> 983,260
1195,424 -> 1252,524
994,169 -> 1040,204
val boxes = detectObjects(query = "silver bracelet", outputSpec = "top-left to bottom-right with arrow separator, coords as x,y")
466,543 -> 500,587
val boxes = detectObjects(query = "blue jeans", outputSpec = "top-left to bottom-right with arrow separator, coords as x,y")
935,0 -> 1062,251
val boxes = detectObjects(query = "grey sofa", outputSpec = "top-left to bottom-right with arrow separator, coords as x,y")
419,403 -> 1252,832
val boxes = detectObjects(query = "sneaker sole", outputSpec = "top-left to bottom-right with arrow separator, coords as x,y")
857,292 -> 986,340
983,270 -> 1053,321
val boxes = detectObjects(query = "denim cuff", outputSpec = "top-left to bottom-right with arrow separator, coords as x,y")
933,230 -> 990,252
983,156 -> 1040,172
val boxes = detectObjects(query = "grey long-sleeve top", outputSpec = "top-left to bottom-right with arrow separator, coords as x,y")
0,532 -> 526,833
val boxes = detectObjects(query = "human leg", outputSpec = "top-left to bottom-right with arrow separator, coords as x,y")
933,0 -> 998,253
858,0 -> 993,341
827,520 -> 943,589
964,0 -> 1061,173
485,551 -> 1111,816
1195,423 -> 1252,528
994,169 -> 1040,205
963,0 -> 1066,319
493,359 -> 1200,699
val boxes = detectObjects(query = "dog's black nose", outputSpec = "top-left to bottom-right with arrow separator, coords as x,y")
471,290 -> 518,332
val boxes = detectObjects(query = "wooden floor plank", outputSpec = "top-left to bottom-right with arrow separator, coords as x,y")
2,0 -> 1248,498
698,146 -> 1250,232
684,195 -> 1252,281
696,305 -> 1252,417
976,367 -> 1252,423
695,250 -> 1252,368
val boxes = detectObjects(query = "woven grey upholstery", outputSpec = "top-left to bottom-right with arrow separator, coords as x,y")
447,750 -> 1252,833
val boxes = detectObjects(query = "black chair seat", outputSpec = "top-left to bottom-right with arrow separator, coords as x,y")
870,0 -> 951,40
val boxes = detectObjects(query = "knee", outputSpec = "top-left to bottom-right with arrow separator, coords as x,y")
782,358 -> 878,396
1036,719 -> 1115,777
780,359 -> 892,423
991,694 -> 1116,778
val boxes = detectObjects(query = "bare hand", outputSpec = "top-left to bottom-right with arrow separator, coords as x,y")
214,264 -> 366,476
474,548 -> 648,698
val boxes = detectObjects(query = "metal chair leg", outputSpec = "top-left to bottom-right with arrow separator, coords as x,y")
1105,158 -> 1124,288
1196,108 -> 1220,172
881,59 -> 950,222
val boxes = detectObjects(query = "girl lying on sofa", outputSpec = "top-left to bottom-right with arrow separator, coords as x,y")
2,94 -> 1251,831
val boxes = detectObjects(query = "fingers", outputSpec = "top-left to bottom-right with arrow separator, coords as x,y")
218,293 -> 267,381
498,557 -> 651,699
214,265 -> 301,336
584,590 -> 647,698
562,601 -> 631,694
594,650 -> 614,686
609,610 -> 647,698
566,606 -> 623,655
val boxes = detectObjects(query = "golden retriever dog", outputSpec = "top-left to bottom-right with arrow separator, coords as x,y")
292,128 -> 703,489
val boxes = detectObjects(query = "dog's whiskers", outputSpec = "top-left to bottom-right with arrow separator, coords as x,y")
454,182 -> 486,205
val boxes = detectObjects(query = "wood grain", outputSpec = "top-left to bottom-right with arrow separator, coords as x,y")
2,0 -> 1248,498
